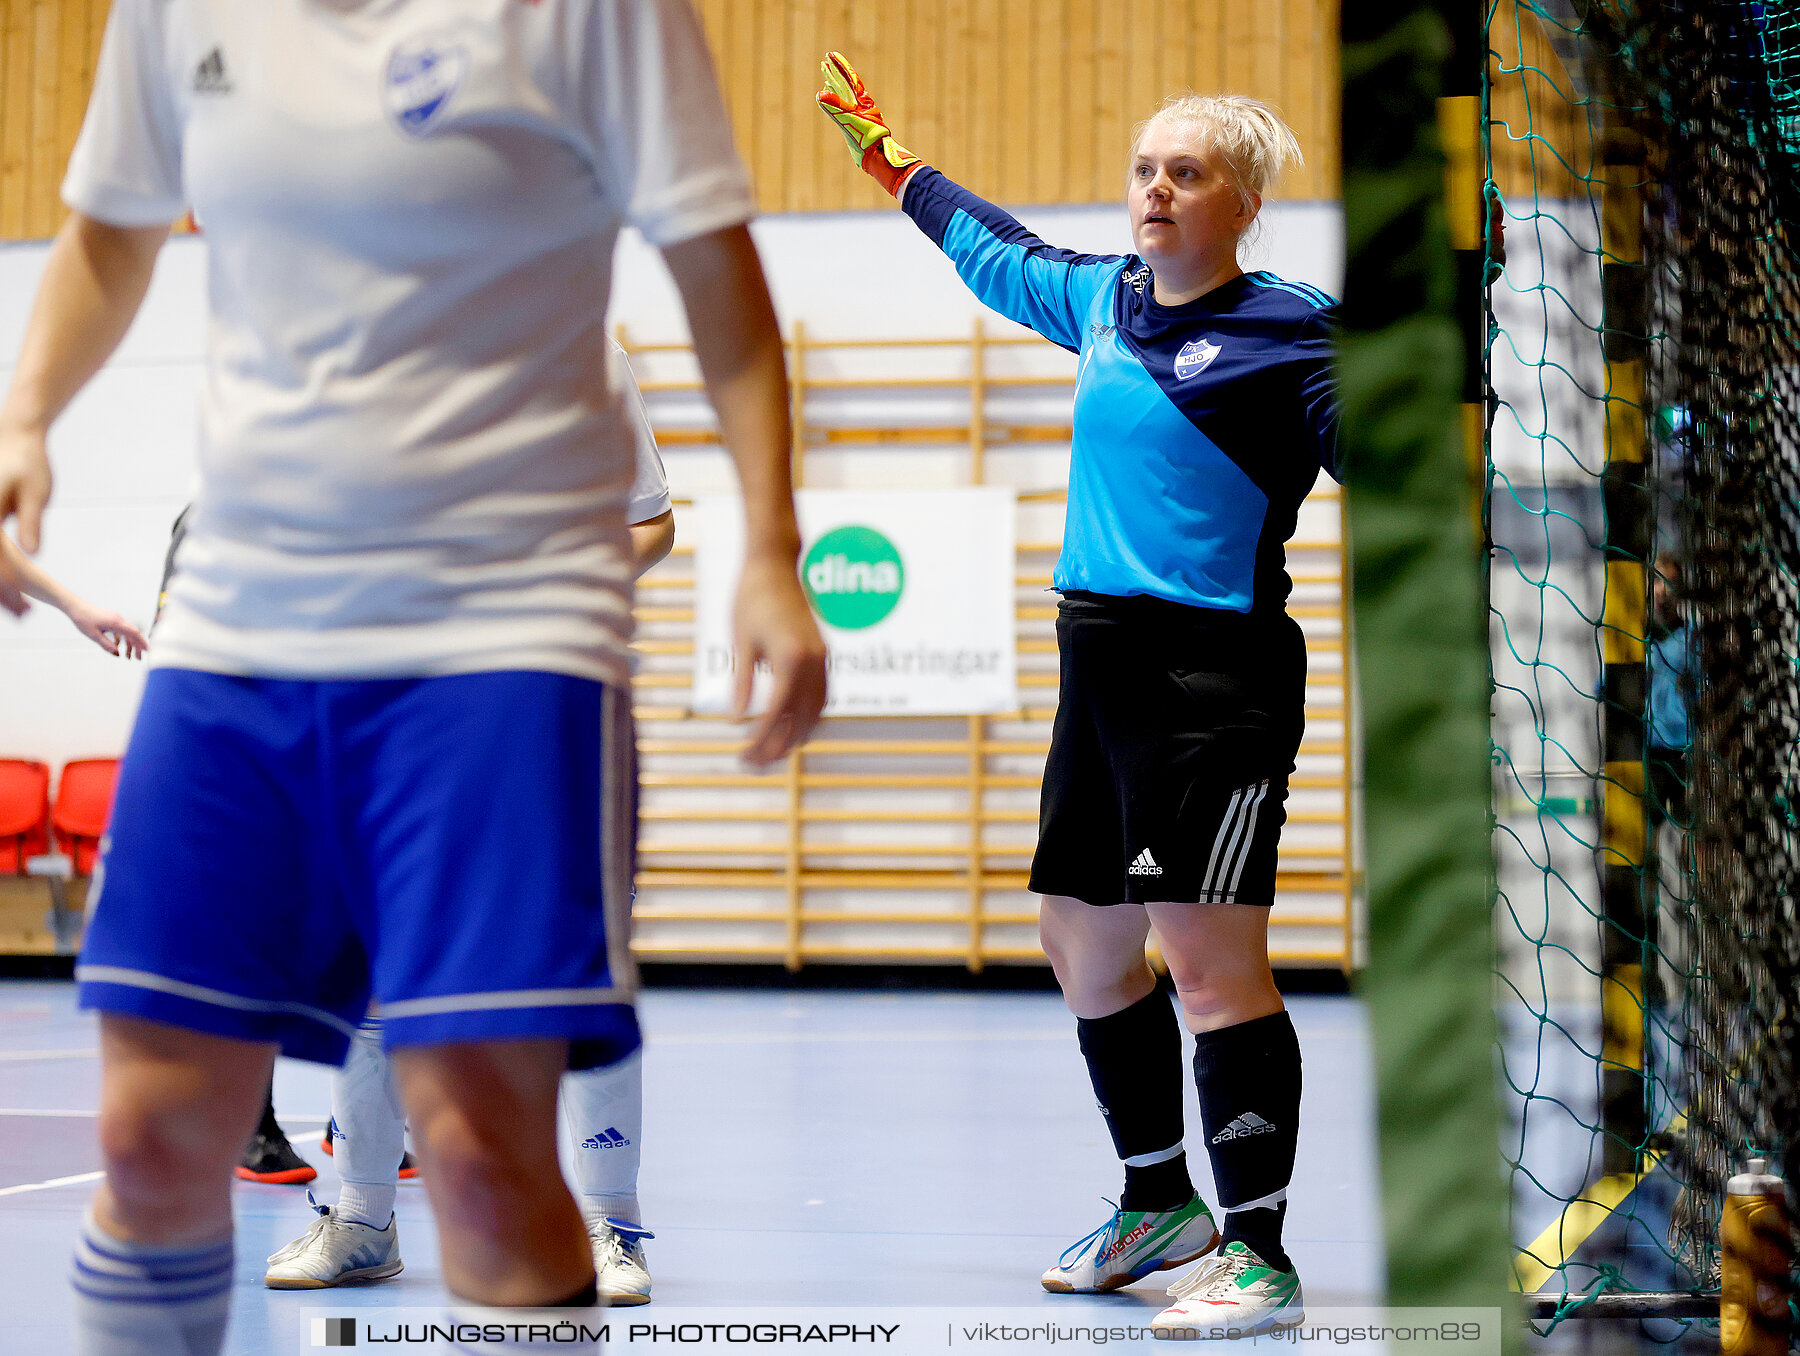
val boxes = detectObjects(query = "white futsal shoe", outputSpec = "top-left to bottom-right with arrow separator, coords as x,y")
1150,1240 -> 1304,1338
1041,1196 -> 1219,1294
264,1191 -> 404,1289
590,1218 -> 653,1306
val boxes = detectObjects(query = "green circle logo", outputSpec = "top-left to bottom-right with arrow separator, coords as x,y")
802,525 -> 905,630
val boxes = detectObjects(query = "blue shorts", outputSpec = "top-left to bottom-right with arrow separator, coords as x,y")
76,668 -> 640,1068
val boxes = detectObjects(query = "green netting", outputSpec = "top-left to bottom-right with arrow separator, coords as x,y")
1759,0 -> 1800,152
1486,0 -> 1800,1339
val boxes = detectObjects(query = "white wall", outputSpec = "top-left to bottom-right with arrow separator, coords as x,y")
0,200 -> 1343,768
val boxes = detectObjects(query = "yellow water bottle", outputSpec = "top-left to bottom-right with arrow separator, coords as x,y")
1721,1156 -> 1792,1356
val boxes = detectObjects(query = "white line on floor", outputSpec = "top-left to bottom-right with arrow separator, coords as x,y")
0,1170 -> 103,1198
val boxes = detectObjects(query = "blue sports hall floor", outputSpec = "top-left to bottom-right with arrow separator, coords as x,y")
0,983 -> 1381,1353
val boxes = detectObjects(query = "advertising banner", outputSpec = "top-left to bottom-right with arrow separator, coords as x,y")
692,489 -> 1019,716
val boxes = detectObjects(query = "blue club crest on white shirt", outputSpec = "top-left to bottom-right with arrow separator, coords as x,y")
1174,338 -> 1221,379
384,40 -> 467,138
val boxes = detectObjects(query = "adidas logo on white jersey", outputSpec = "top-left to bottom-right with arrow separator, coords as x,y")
193,47 -> 232,95
1127,849 -> 1162,876
1211,1112 -> 1277,1144
581,1127 -> 631,1150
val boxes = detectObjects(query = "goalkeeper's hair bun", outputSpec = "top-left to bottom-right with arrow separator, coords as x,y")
1130,94 -> 1303,216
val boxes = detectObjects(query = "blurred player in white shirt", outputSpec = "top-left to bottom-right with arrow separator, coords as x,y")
266,340 -> 673,1304
0,4 -> 824,1351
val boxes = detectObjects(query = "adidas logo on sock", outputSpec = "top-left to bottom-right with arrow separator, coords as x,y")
1211,1112 -> 1277,1144
192,46 -> 232,94
1127,848 -> 1163,876
581,1127 -> 631,1150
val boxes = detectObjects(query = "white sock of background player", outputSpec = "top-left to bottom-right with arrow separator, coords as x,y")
561,1051 -> 645,1227
330,1019 -> 405,1228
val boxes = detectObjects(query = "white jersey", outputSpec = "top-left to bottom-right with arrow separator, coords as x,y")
64,0 -> 745,685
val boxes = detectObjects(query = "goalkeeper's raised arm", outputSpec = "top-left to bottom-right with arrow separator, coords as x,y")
816,52 -> 1122,353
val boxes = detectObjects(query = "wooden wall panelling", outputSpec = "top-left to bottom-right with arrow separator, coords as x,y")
1092,0 -> 1127,205
753,1 -> 787,215
55,0 -> 93,193
1030,0 -> 1065,205
27,0 -> 59,241
1063,0 -> 1098,205
6,2 -> 1341,240
939,0 -> 971,202
2,0 -> 33,239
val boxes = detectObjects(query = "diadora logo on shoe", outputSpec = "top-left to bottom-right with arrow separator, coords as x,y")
1211,1112 -> 1277,1144
582,1127 -> 632,1150
1128,849 -> 1163,877
1100,1218 -> 1156,1262
192,46 -> 232,95
1174,338 -> 1222,380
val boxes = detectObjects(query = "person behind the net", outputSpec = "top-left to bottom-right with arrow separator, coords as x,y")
265,338 -> 677,1305
0,4 -> 827,1353
816,58 -> 1336,1337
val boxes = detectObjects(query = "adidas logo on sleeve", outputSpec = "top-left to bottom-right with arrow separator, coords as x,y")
1127,848 -> 1163,876
1210,1112 -> 1277,1144
580,1127 -> 632,1150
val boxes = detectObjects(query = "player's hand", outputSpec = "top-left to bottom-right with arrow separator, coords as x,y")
0,421 -> 52,616
732,553 -> 828,769
817,52 -> 923,198
67,603 -> 148,659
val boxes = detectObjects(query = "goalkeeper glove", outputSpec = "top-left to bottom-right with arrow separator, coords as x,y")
816,52 -> 922,198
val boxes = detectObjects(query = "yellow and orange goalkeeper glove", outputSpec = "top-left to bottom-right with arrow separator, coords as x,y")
816,52 -> 922,198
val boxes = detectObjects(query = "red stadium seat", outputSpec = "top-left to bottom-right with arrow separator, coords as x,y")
54,758 -> 121,878
0,759 -> 52,875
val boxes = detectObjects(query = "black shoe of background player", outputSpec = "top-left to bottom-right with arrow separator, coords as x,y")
322,1120 -> 421,1180
236,1128 -> 317,1185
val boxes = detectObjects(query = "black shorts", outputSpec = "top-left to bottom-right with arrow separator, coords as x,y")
1028,592 -> 1307,907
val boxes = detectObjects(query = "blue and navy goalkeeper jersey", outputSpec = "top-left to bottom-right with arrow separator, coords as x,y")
903,168 -> 1339,615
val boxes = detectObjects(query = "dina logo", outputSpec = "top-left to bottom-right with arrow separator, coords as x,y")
1174,337 -> 1221,379
802,525 -> 904,630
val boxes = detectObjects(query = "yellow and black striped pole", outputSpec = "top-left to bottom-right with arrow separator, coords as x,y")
1595,123 -> 1652,1178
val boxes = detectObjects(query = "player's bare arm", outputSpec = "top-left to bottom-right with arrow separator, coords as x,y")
629,509 -> 675,580
0,213 -> 168,609
661,224 -> 827,769
0,532 -> 147,657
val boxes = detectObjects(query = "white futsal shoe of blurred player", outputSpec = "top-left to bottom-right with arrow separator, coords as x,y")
589,1217 -> 653,1306
1150,1240 -> 1304,1338
1041,1196 -> 1218,1293
264,1191 -> 403,1289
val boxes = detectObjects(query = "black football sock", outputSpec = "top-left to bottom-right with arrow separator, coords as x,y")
1075,989 -> 1195,1212
256,1077 -> 283,1140
1191,1009 -> 1301,1271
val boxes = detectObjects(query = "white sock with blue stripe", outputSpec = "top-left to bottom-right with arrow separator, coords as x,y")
73,1207 -> 233,1356
561,1051 -> 643,1227
331,1020 -> 403,1227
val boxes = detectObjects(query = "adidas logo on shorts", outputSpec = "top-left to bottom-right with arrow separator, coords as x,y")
1211,1112 -> 1277,1144
1127,848 -> 1163,877
581,1127 -> 631,1150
